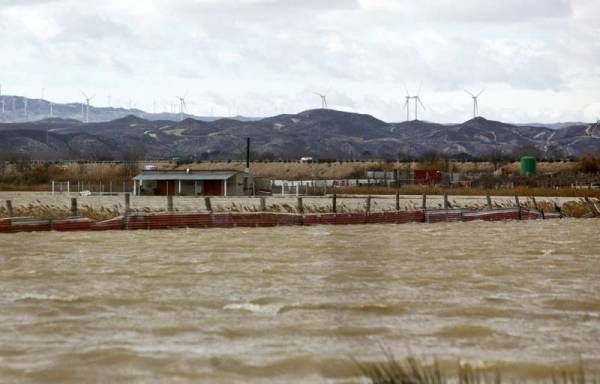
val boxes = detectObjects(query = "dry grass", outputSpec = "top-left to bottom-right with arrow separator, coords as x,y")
331,185 -> 600,199
171,161 -> 582,180
357,354 -> 596,384
0,160 -> 590,192
0,202 -> 121,221
1,197 -> 598,220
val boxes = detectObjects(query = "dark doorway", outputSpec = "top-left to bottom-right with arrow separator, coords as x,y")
157,180 -> 176,196
203,180 -> 223,196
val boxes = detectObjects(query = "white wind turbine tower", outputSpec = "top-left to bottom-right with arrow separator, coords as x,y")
315,93 -> 327,109
81,92 -> 95,123
409,82 -> 425,121
402,82 -> 425,121
176,96 -> 187,121
465,89 -> 485,118
402,95 -> 411,121
402,83 -> 411,121
23,99 -> 28,118
412,95 -> 425,121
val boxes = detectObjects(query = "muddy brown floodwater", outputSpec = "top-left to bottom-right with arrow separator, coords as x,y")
1,220 -> 599,383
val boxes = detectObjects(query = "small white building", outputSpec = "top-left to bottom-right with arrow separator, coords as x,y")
132,170 -> 253,196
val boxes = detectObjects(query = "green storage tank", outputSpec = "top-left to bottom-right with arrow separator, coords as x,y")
520,156 -> 537,176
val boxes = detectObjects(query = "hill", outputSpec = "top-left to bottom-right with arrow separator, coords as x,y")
0,109 -> 598,160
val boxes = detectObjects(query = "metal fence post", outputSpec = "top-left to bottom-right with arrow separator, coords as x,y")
260,197 -> 266,212
71,198 -> 78,217
5,200 -> 13,218
167,195 -> 174,212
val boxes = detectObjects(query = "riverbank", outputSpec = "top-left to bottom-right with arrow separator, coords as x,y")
0,192 -> 598,222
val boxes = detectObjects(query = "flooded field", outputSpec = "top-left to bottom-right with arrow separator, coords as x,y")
1,220 -> 599,383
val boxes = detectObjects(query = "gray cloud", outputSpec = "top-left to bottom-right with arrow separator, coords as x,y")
0,0 -> 598,123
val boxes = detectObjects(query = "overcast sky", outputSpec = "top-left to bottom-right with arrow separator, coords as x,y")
1,0 -> 599,123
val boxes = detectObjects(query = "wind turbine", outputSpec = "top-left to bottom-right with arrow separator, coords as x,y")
176,96 -> 187,121
402,96 -> 411,121
465,89 -> 485,118
315,93 -> 327,109
23,99 -> 28,117
403,82 -> 425,121
81,92 -> 95,123
412,95 -> 425,121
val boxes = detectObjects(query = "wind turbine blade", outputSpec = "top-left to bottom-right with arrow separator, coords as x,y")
417,97 -> 425,109
477,88 -> 486,97
402,82 -> 410,96
416,82 -> 422,97
464,89 -> 475,97
402,100 -> 408,112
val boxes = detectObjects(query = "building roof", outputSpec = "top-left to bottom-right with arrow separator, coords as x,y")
133,171 -> 237,181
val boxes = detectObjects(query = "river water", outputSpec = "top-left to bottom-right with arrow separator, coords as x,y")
1,220 -> 599,383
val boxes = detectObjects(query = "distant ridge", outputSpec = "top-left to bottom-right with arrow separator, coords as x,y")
0,107 -> 598,161
0,95 -> 259,124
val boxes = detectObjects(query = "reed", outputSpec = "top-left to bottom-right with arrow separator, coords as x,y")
332,185 -> 600,199
1,197 -> 598,220
357,354 -> 595,384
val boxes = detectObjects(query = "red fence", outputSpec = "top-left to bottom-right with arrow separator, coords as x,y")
0,207 -> 561,234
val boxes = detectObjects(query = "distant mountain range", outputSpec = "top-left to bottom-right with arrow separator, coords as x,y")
0,95 -> 260,123
0,96 -> 598,161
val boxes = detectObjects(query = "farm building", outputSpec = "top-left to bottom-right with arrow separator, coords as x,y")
132,170 -> 253,196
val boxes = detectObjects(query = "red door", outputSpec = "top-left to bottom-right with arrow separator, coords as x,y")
157,180 -> 176,196
203,180 -> 223,196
